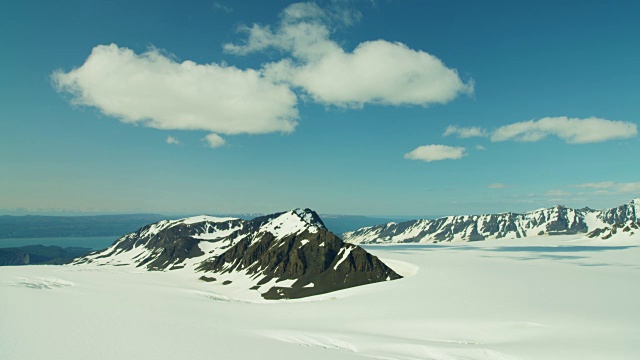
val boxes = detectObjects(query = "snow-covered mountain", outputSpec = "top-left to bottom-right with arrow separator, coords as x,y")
343,199 -> 640,244
74,208 -> 401,299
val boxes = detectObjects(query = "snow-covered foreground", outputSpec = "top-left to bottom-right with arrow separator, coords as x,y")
1,236 -> 638,360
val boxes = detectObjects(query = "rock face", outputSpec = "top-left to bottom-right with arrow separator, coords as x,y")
343,199 -> 640,244
587,221 -> 639,240
74,209 -> 401,299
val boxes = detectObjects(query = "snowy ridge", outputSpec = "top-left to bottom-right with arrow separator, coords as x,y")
344,199 -> 640,244
75,209 -> 323,270
73,208 -> 400,299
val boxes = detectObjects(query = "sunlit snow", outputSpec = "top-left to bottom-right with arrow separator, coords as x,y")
1,234 -> 638,359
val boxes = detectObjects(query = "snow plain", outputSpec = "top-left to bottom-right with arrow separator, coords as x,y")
1,235 -> 638,360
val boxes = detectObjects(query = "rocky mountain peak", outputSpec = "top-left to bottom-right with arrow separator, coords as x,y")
292,208 -> 326,228
73,208 -> 400,300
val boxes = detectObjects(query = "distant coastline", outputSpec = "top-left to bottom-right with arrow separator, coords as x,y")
0,236 -> 117,250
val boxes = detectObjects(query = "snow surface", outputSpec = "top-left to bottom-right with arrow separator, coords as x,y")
257,210 -> 319,241
333,245 -> 354,270
191,225 -> 241,240
180,215 -> 238,224
2,235 -> 639,359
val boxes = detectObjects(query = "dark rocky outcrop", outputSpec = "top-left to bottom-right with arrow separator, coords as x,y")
588,221 -> 639,240
198,228 -> 401,299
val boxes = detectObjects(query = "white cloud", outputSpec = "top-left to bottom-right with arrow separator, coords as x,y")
475,145 -> 486,150
575,181 -> 640,193
404,145 -> 466,162
204,133 -> 226,148
225,2 -> 473,108
444,125 -> 488,138
491,116 -> 637,144
52,44 -> 299,136
166,136 -> 180,145
487,183 -> 506,189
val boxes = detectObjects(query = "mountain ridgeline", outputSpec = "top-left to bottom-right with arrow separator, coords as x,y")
343,199 -> 640,244
74,209 -> 401,299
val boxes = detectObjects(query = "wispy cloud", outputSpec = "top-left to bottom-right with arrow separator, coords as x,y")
487,183 -> 506,189
212,2 -> 233,13
491,116 -> 637,144
574,181 -> 640,193
52,44 -> 299,146
443,117 -> 637,145
475,145 -> 486,150
574,182 -> 615,189
444,125 -> 488,138
166,136 -> 180,145
404,145 -> 466,162
545,189 -> 572,197
225,2 -> 473,108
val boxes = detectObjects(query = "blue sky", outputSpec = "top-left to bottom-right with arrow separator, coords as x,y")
1,0 -> 639,216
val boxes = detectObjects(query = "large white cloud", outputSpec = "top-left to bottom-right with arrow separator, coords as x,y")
404,145 -> 466,162
225,2 -> 473,108
52,44 -> 299,139
491,116 -> 637,144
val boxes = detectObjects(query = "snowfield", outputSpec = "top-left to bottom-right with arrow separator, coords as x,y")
1,235 -> 638,360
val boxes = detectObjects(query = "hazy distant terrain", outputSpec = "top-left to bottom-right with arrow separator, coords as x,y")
0,213 -> 397,240
0,245 -> 91,266
0,214 -> 170,238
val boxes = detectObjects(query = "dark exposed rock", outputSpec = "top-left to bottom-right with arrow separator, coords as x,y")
588,221 -> 639,240
198,228 -> 401,299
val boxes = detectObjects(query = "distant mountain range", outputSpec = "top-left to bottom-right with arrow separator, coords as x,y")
343,199 -> 640,244
74,209 -> 401,299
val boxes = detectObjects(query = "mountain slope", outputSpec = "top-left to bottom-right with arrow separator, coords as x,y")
587,220 -> 639,240
74,209 -> 401,299
0,245 -> 92,266
343,199 -> 640,244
